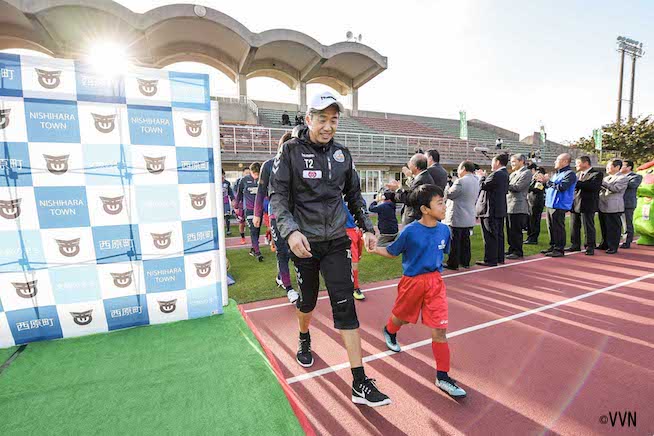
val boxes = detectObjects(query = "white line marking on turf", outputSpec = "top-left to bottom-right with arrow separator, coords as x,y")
285,271 -> 654,385
244,250 -> 585,313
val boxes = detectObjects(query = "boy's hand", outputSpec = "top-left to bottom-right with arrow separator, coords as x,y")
253,216 -> 261,228
363,232 -> 377,252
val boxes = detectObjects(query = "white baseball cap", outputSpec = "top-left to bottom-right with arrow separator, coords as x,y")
308,91 -> 344,112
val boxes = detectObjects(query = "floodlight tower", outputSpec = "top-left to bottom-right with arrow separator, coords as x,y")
616,36 -> 645,123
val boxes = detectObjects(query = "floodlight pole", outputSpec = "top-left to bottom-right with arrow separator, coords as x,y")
628,54 -> 637,121
616,48 -> 625,124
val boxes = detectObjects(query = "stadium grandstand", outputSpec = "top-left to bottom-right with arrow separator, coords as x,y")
0,0 -> 601,199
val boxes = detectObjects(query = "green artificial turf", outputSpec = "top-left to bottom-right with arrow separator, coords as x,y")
0,347 -> 18,366
0,300 -> 303,436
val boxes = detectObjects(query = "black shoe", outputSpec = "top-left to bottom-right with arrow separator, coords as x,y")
540,248 -> 553,254
606,248 -> 618,254
248,248 -> 255,257
524,240 -> 538,245
296,334 -> 314,368
564,246 -> 581,252
499,260 -> 505,265
620,243 -> 630,249
596,244 -> 608,250
506,253 -> 523,260
585,250 -> 594,256
352,377 -> 391,407
444,265 -> 459,271
475,261 -> 498,267
504,251 -> 512,256
257,254 -> 264,262
462,265 -> 470,269
545,250 -> 564,257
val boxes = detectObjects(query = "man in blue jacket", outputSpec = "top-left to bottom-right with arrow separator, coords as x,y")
536,153 -> 577,257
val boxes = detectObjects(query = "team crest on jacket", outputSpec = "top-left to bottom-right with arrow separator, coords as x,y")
333,150 -> 345,163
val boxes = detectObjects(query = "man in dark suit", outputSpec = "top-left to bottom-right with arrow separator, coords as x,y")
567,156 -> 603,255
525,165 -> 546,244
620,160 -> 643,248
387,153 -> 435,224
425,149 -> 448,190
475,153 -> 510,267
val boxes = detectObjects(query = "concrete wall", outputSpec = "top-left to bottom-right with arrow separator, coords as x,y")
218,101 -> 258,124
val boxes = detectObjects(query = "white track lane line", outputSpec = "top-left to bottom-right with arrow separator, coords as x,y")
285,271 -> 654,385
244,250 -> 585,313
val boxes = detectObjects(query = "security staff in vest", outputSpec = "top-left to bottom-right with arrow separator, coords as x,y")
536,153 -> 577,257
270,91 -> 390,407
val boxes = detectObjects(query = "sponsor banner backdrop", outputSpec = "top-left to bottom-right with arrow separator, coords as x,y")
0,54 -> 226,348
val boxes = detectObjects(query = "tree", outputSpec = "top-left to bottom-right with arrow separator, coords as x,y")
571,116 -> 654,165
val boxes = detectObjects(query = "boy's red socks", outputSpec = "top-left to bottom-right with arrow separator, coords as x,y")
353,269 -> 360,288
432,342 -> 451,372
386,318 -> 401,335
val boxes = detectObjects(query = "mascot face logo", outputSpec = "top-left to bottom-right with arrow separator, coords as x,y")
158,299 -> 177,314
43,154 -> 69,175
194,260 -> 212,278
151,231 -> 172,249
0,108 -> 10,130
99,195 -> 124,215
189,193 -> 207,210
183,119 -> 203,137
91,113 -> 116,133
110,271 -> 133,288
12,280 -> 38,299
55,238 -> 81,257
0,198 -> 21,219
70,310 -> 93,326
35,68 -> 62,89
137,78 -> 158,97
144,155 -> 166,174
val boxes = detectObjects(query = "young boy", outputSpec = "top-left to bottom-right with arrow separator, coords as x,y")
344,201 -> 365,300
369,189 -> 398,247
372,184 -> 467,398
237,163 -> 263,262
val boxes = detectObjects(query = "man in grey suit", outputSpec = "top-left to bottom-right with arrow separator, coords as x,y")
620,160 -> 643,248
505,154 -> 531,259
387,153 -> 435,225
598,159 -> 629,254
444,161 -> 480,270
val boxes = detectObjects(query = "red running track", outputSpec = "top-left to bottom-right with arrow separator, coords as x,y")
241,246 -> 654,435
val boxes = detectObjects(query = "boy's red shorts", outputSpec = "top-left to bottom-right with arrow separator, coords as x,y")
346,228 -> 364,263
392,271 -> 448,329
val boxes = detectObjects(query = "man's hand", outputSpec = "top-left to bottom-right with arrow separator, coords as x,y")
363,231 -> 378,252
401,166 -> 412,178
253,216 -> 261,228
385,179 -> 401,191
288,231 -> 312,258
475,169 -> 487,178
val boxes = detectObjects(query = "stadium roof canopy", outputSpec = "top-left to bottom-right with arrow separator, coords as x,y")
0,0 -> 388,108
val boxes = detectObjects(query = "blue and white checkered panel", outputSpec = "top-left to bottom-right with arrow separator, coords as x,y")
0,53 -> 223,348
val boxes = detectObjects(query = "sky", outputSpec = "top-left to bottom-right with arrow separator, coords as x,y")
17,0 -> 654,143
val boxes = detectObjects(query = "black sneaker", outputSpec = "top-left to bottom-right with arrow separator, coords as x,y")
352,378 -> 391,407
248,248 -> 255,257
257,254 -> 264,262
296,335 -> 313,368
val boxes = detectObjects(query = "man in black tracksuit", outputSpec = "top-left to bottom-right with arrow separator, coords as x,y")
270,91 -> 390,407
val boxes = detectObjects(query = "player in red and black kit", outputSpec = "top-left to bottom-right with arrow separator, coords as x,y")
270,91 -> 390,407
